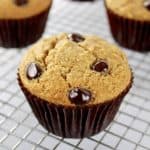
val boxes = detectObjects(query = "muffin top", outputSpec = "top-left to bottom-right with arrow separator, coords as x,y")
19,33 -> 132,106
105,0 -> 150,21
0,0 -> 52,19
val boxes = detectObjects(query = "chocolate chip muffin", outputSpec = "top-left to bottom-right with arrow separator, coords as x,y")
18,33 -> 133,138
0,0 -> 52,48
105,0 -> 150,51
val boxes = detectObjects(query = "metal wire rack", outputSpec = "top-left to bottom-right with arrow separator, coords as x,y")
0,0 -> 150,149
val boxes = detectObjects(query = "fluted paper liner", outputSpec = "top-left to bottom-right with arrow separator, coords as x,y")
0,6 -> 51,48
105,3 -> 150,51
18,74 -> 132,138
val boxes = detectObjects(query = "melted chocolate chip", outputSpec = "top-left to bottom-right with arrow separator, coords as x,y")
68,33 -> 85,43
144,0 -> 150,10
68,88 -> 91,104
14,0 -> 28,6
91,60 -> 108,73
26,63 -> 42,80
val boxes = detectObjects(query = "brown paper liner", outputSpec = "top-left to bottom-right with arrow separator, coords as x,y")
0,6 -> 51,48
17,74 -> 133,138
105,3 -> 150,52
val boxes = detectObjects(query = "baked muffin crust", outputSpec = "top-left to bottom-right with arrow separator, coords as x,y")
19,33 -> 132,106
0,0 -> 52,19
105,0 -> 150,21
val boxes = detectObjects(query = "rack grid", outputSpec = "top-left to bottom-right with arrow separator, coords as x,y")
0,0 -> 150,149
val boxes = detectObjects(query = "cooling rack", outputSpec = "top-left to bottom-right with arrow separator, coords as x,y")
0,0 -> 150,149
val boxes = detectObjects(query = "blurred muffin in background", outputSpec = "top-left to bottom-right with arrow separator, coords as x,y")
0,0 -> 52,48
105,0 -> 150,51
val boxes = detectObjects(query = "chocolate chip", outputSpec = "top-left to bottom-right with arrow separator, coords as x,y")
68,88 -> 91,104
14,0 -> 28,6
91,60 -> 108,73
26,63 -> 42,80
144,0 -> 150,10
68,33 -> 85,43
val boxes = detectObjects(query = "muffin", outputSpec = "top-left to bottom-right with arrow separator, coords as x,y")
0,0 -> 52,48
18,33 -> 133,138
105,0 -> 150,51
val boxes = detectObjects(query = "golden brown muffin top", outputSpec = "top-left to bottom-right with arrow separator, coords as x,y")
0,0 -> 52,19
105,0 -> 150,21
19,33 -> 132,106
